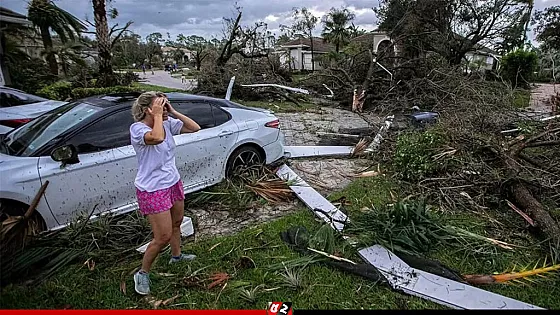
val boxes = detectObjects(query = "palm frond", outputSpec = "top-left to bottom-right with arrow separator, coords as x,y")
463,263 -> 560,285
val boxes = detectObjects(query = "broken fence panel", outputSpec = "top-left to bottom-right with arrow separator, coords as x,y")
276,164 -> 347,231
358,245 -> 544,310
137,216 -> 194,253
284,146 -> 354,158
241,84 -> 310,95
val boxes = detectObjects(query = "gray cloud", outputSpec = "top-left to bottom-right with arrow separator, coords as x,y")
1,0 -> 555,42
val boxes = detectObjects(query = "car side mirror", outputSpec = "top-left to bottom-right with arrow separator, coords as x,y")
51,145 -> 79,165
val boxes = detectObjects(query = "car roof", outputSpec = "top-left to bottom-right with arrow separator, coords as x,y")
79,92 -> 247,110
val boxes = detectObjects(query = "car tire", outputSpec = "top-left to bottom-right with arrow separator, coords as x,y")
225,145 -> 264,177
0,199 -> 46,255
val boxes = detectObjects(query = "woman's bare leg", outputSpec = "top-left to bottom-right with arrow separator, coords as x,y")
141,211 -> 172,272
169,200 -> 185,257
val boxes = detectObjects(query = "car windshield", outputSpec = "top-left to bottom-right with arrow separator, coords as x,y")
1,102 -> 103,157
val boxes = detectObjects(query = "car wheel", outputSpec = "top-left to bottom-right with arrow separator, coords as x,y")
0,199 -> 46,255
226,145 -> 264,177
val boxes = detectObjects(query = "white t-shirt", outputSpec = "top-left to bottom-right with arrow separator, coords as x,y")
130,117 -> 184,192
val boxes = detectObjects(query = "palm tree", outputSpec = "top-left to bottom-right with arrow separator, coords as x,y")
91,0 -> 114,86
27,0 -> 86,75
321,8 -> 355,53
44,42 -> 87,76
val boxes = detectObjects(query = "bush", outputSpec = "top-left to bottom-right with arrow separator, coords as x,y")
114,71 -> 139,86
71,86 -> 141,99
36,81 -> 73,101
500,49 -> 538,89
5,57 -> 56,94
393,128 -> 447,182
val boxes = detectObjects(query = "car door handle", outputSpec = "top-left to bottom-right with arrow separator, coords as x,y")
218,130 -> 233,136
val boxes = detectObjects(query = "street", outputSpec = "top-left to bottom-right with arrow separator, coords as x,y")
135,70 -> 197,90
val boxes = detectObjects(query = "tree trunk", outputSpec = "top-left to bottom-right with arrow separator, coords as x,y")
92,0 -> 115,87
310,32 -> 315,72
40,25 -> 58,76
335,43 -> 340,53
196,55 -> 201,71
511,182 -> 560,247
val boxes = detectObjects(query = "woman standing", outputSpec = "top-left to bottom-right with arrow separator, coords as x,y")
130,91 -> 201,295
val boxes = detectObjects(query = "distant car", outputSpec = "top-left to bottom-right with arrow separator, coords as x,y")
0,86 -> 67,134
0,92 -> 285,232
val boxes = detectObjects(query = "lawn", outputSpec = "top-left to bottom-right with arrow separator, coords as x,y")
132,83 -> 184,93
1,174 -> 558,310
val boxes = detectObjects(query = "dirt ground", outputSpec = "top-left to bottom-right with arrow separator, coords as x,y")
187,107 -> 380,238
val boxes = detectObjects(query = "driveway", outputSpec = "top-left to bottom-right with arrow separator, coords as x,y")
135,70 -> 196,90
188,107 -> 383,239
524,83 -> 558,119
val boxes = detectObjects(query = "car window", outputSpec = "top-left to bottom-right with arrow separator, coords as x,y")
1,92 -> 26,107
212,105 -> 230,126
64,109 -> 135,154
2,102 -> 103,157
171,102 -> 215,129
0,90 -> 47,107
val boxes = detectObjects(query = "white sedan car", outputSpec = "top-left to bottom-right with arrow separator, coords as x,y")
0,92 -> 285,231
0,86 -> 67,135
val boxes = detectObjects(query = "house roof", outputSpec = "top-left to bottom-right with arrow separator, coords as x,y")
350,30 -> 389,44
0,6 -> 31,25
280,37 -> 335,53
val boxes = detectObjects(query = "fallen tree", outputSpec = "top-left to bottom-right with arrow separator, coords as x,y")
362,65 -> 560,258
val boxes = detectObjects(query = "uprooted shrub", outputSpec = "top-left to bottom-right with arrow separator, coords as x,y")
392,128 -> 449,182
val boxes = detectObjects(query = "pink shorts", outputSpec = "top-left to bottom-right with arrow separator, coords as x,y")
136,180 -> 185,216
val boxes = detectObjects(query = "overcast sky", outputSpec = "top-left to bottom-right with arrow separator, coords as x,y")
2,0 -> 558,42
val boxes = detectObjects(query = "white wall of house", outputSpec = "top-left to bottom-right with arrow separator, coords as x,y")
465,52 -> 495,70
302,52 -> 324,70
290,48 -> 302,70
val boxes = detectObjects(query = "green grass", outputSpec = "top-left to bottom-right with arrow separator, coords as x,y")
1,172 -> 558,310
513,89 -> 531,108
0,210 -> 439,310
132,83 -> 184,93
235,100 -> 320,113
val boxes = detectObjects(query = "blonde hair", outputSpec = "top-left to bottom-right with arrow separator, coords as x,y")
131,91 -> 166,122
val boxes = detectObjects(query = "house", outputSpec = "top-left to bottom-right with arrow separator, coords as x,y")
276,37 -> 335,71
350,31 -> 397,56
464,44 -> 500,72
161,46 -> 193,65
0,7 -> 32,86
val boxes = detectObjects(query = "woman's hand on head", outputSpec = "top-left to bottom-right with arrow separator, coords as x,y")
166,100 -> 177,115
147,97 -> 165,118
